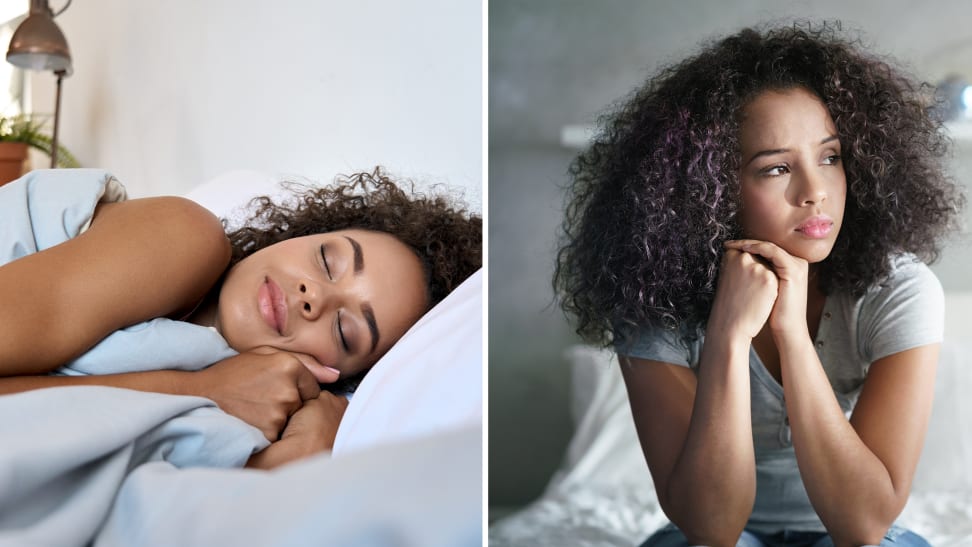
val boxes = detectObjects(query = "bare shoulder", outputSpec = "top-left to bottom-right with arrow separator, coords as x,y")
0,196 -> 231,375
81,195 -> 232,319
90,196 -> 227,251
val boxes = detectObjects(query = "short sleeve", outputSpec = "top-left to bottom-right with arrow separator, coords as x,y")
614,322 -> 694,367
859,256 -> 945,364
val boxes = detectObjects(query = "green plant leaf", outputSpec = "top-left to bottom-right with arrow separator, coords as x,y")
0,114 -> 80,168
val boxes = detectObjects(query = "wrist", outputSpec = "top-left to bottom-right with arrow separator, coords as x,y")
707,310 -> 759,345
772,329 -> 815,354
167,369 -> 201,398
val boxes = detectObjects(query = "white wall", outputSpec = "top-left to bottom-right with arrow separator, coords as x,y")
26,0 -> 481,207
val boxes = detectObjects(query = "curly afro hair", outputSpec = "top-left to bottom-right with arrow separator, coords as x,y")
227,167 -> 481,308
225,167 -> 481,391
554,21 -> 964,347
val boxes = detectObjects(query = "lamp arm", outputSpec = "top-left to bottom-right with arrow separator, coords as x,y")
52,0 -> 72,18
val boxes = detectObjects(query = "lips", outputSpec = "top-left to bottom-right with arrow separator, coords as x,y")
257,277 -> 287,335
795,215 -> 834,239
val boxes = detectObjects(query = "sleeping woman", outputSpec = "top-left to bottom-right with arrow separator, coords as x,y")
0,167 -> 481,469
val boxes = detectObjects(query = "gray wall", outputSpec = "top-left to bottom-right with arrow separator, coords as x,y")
489,0 -> 972,513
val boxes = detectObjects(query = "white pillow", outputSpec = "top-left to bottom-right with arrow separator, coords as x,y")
183,169 -> 290,225
549,345 -> 653,494
184,171 -> 483,454
333,269 -> 482,455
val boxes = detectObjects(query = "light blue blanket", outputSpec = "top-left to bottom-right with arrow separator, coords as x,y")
0,170 -> 481,547
0,169 -> 239,376
0,170 -> 266,546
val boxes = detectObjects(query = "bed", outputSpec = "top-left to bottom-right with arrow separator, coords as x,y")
489,292 -> 972,546
0,170 -> 482,547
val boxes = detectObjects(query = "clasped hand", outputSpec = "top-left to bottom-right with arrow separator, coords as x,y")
717,240 -> 809,339
193,347 -> 337,442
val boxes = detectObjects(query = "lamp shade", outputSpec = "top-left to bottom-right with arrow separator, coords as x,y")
6,9 -> 72,75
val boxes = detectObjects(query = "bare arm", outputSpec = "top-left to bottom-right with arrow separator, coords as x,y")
620,249 -> 778,545
622,346 -> 754,545
728,240 -> 937,546
779,338 -> 937,546
0,196 -> 230,375
0,348 -> 324,442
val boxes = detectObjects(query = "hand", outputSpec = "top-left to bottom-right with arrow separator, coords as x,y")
279,392 -> 349,452
193,347 -> 322,441
245,392 -> 349,470
723,240 -> 809,337
710,245 -> 779,340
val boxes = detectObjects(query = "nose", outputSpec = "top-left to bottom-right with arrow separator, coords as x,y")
297,279 -> 331,321
794,168 -> 828,206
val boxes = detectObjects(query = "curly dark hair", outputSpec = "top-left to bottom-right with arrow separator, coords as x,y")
554,21 -> 964,347
225,167 -> 481,390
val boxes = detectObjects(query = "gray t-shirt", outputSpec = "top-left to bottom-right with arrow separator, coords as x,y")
616,254 -> 944,533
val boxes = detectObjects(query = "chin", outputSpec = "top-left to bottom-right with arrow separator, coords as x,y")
784,240 -> 835,264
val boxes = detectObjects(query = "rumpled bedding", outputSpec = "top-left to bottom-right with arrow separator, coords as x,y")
0,170 -> 266,546
489,344 -> 972,546
1,170 -> 483,547
0,388 -> 265,546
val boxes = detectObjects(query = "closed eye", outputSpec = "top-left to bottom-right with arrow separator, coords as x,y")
337,311 -> 350,352
320,244 -> 333,280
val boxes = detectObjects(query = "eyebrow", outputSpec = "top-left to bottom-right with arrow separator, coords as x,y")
344,235 -> 364,274
744,135 -> 840,167
342,235 -> 379,352
361,303 -> 380,353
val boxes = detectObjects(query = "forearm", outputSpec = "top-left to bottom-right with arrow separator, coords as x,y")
778,334 -> 899,545
0,370 -> 196,398
245,436 -> 329,470
666,330 -> 756,543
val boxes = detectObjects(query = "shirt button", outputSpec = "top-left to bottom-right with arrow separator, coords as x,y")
824,311 -> 832,320
816,340 -> 825,348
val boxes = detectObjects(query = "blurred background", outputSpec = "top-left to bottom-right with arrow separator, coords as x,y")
1,0 -> 481,203
488,0 -> 972,520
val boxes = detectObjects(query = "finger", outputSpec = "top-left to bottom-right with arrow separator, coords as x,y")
724,247 -> 771,271
726,240 -> 791,270
291,352 -> 341,385
723,239 -> 763,247
261,426 -> 276,443
723,239 -> 774,250
291,355 -> 324,401
318,392 -> 350,411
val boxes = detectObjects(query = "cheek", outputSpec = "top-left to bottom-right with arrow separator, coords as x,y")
739,188 -> 780,235
835,179 -> 848,210
216,280 -> 259,351
287,333 -> 340,369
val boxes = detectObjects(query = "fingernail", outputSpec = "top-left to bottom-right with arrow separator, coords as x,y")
325,366 -> 341,378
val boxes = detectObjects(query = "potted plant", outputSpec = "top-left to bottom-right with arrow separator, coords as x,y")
0,113 -> 79,186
